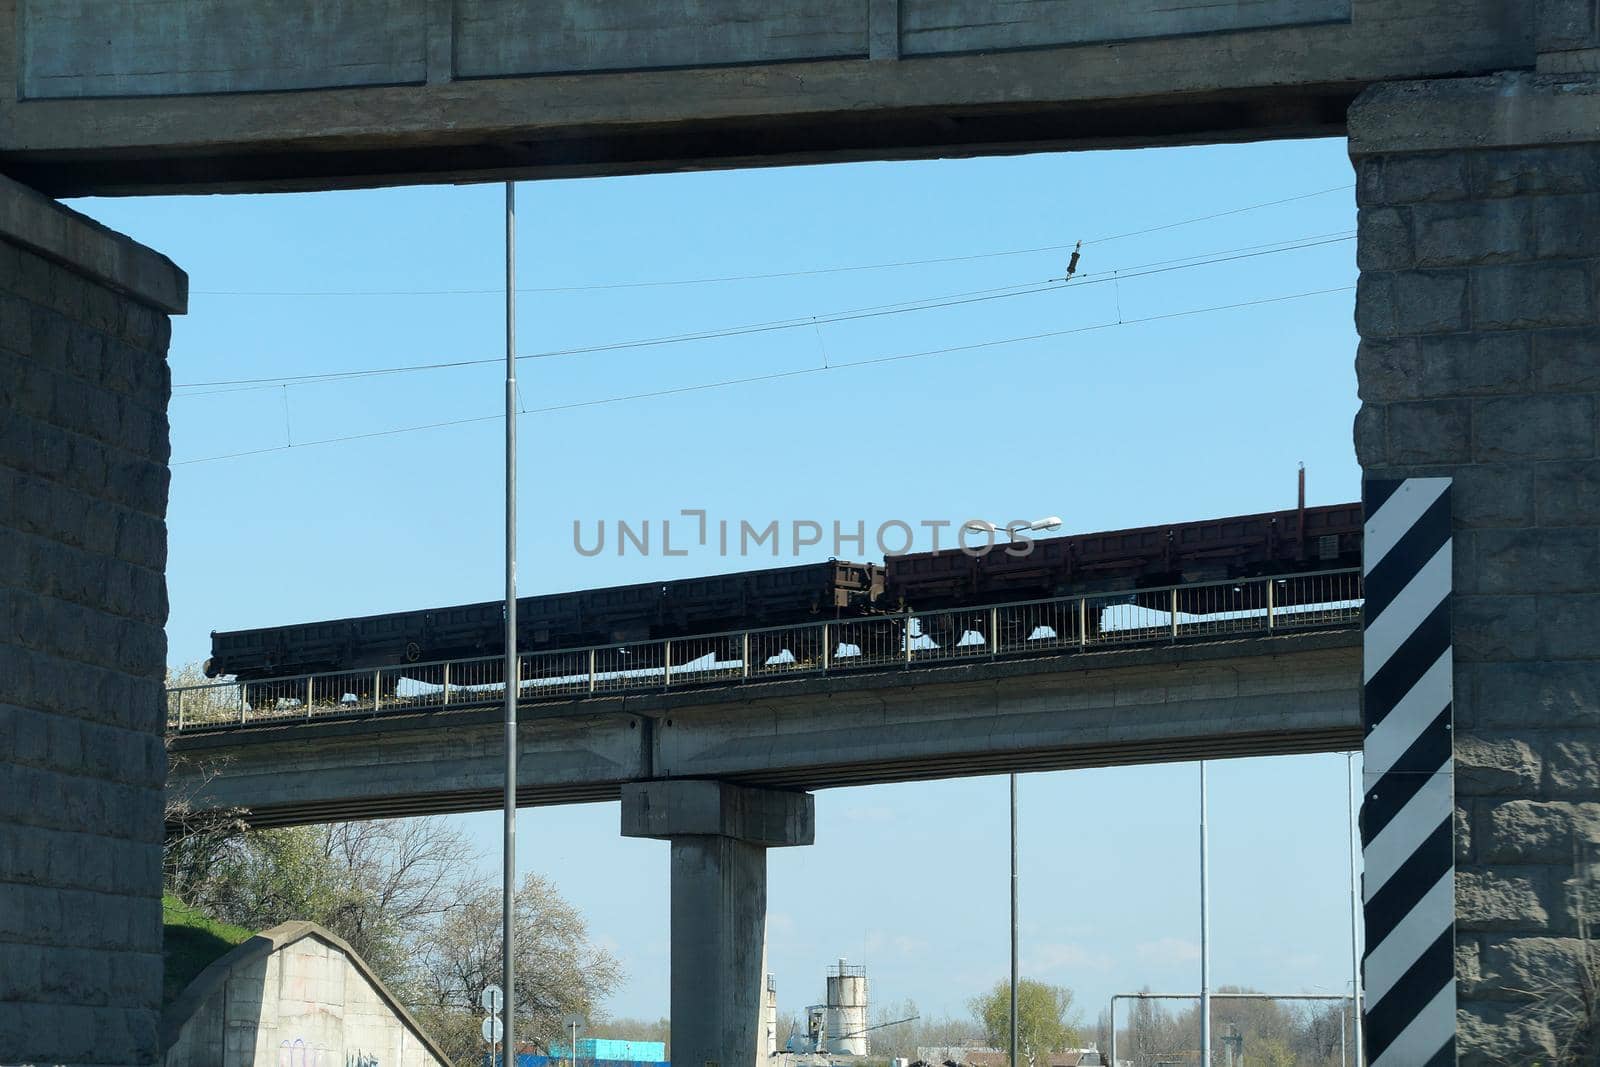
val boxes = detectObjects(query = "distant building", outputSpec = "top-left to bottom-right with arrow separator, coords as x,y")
161,920 -> 450,1066
919,1050 -> 1104,1067
916,1048 -> 1000,1065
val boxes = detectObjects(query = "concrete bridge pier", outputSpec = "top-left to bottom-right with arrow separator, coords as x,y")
1352,67 -> 1600,1063
621,780 -> 814,1067
0,178 -> 185,1064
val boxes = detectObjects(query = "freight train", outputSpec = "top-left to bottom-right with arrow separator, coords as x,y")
205,499 -> 1362,684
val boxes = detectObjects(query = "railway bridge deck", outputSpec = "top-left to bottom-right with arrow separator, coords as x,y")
167,571 -> 1362,826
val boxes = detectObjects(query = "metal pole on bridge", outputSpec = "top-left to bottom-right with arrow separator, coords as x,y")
502,178 -> 519,1066
1348,751 -> 1365,1065
1010,771 -> 1019,1067
1200,760 -> 1211,1067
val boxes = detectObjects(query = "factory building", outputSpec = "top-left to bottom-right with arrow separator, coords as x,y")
764,974 -> 780,1057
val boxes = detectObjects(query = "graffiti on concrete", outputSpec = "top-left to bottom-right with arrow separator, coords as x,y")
275,1040 -> 379,1067
278,1038 -> 339,1067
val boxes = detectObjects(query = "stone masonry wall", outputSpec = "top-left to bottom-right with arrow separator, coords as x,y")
0,177 -> 186,1065
1351,73 -> 1600,1063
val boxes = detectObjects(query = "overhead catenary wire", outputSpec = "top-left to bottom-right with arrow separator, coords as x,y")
172,284 -> 1353,466
172,230 -> 1354,395
187,183 -> 1353,297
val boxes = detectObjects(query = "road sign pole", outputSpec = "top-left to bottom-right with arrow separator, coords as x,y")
483,985 -> 506,1066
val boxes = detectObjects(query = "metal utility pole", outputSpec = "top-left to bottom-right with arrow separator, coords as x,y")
1199,761 -> 1211,1067
1348,752 -> 1365,1065
502,179 -> 519,1067
1010,772 -> 1019,1067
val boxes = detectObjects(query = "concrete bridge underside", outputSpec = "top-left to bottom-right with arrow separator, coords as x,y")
169,630 -> 1359,827
0,0 -> 1530,196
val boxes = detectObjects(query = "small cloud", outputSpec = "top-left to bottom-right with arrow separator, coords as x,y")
864,930 -> 928,956
842,805 -> 897,824
1026,942 -> 1110,973
1136,937 -> 1201,966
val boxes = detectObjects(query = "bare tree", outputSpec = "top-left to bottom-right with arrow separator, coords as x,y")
313,818 -> 473,978
405,871 -> 624,1066
167,811 -> 473,990
164,666 -> 253,905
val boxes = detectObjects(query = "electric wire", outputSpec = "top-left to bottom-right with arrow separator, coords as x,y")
172,230 -> 1353,395
187,183 -> 1353,297
173,284 -> 1353,466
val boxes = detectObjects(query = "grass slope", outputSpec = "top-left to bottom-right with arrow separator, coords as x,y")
162,894 -> 255,1007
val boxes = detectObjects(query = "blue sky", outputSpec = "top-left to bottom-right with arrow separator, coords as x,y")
76,135 -> 1364,1024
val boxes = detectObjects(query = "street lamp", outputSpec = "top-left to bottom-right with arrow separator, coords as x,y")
961,516 -> 1064,541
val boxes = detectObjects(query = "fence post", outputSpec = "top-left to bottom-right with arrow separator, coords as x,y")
1266,578 -> 1276,631
373,670 -> 381,714
821,623 -> 830,672
663,640 -> 672,688
1078,597 -> 1088,648
239,684 -> 247,725
990,607 -> 1000,657
441,662 -> 450,707
176,689 -> 185,732
588,648 -> 597,694
905,613 -> 914,666
305,676 -> 314,719
1171,588 -> 1180,640
741,632 -> 750,680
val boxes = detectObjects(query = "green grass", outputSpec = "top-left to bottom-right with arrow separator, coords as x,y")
162,894 -> 255,1007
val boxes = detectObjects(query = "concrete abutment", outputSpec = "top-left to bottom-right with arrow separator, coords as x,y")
1352,71 -> 1600,1064
622,780 -> 814,1067
0,176 -> 186,1063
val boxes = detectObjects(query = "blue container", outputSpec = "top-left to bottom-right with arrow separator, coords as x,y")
485,1055 -> 671,1067
547,1041 -> 668,1063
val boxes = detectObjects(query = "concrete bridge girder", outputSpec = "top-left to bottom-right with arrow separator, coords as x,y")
0,0 -> 1533,195
166,632 -> 1361,828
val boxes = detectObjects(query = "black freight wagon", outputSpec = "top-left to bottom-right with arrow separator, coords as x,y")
206,560 -> 883,681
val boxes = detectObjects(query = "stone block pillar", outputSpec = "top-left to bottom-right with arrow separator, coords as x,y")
621,780 -> 814,1067
0,176 -> 186,1063
1351,73 -> 1600,1063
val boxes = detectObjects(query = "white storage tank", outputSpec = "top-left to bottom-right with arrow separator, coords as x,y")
824,957 -> 869,1056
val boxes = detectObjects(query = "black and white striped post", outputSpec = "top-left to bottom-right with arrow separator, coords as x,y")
1360,477 -> 1457,1066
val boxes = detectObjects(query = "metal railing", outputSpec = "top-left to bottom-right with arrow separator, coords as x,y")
166,568 -> 1361,733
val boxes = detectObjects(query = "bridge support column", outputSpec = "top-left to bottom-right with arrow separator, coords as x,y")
1352,71 -> 1600,1065
0,178 -> 185,1063
621,780 -> 813,1067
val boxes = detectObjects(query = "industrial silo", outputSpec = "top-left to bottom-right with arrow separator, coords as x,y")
824,957 -> 869,1056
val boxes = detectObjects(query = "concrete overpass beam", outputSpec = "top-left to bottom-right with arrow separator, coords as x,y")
622,781 -> 813,1067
